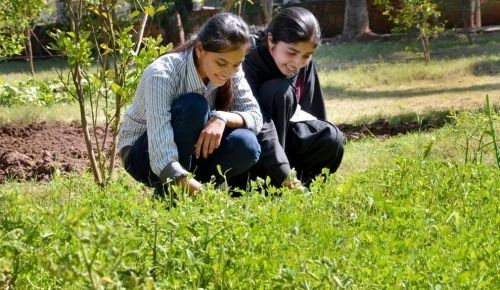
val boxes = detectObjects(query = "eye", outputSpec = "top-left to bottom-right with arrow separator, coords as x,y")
216,61 -> 226,67
288,51 -> 297,56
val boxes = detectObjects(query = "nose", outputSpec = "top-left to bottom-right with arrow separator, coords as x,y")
294,56 -> 307,69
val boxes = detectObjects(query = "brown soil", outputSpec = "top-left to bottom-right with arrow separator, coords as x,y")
0,119 -> 442,183
0,121 -> 111,183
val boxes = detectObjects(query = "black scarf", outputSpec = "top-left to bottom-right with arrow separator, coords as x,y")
243,37 -> 327,121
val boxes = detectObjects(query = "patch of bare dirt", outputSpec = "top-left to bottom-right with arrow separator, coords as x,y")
337,118 -> 443,141
0,121 -> 111,183
0,119 -> 443,183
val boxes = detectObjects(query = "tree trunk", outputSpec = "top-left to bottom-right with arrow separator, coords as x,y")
342,0 -> 371,39
135,13 -> 149,55
463,0 -> 481,29
174,0 -> 189,35
420,36 -> 430,65
175,10 -> 185,44
261,0 -> 273,24
67,0 -> 103,187
25,28 -> 35,77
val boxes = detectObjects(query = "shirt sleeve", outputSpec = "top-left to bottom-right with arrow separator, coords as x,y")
144,74 -> 189,181
230,68 -> 263,134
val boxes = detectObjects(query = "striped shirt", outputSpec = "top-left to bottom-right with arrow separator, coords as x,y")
118,48 -> 263,181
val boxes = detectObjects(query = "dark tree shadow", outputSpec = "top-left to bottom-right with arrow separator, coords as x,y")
323,82 -> 500,100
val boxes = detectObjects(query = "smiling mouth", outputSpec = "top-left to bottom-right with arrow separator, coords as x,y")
284,65 -> 297,74
215,74 -> 227,82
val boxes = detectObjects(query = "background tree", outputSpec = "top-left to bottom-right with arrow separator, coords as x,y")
0,0 -> 48,76
462,0 -> 481,30
342,0 -> 372,39
460,0 -> 481,44
259,0 -> 273,24
375,0 -> 445,64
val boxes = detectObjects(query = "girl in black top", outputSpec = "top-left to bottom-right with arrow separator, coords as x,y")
243,7 -> 344,188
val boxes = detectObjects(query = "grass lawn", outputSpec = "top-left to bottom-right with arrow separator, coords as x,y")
316,33 -> 500,124
0,57 -> 70,84
1,113 -> 498,288
1,32 -> 499,126
1,33 -> 499,288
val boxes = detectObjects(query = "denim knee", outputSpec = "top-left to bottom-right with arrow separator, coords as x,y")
228,129 -> 261,168
171,93 -> 210,125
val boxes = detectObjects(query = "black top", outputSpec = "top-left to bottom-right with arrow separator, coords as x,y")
243,36 -> 327,121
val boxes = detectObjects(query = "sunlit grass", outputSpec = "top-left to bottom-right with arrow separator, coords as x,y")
1,112 -> 498,288
0,58 -> 69,84
1,33 -> 499,126
0,103 -> 80,125
316,33 -> 500,124
0,103 -> 109,125
339,118 -> 500,176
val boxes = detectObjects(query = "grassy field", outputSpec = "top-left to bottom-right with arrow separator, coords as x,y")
1,33 -> 499,288
1,113 -> 498,288
1,32 -> 499,125
0,57 -> 70,84
316,33 -> 500,124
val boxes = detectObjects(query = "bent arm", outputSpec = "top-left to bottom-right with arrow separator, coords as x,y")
222,68 -> 263,134
144,74 -> 189,181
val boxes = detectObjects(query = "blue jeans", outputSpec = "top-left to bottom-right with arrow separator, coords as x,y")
122,93 -> 261,195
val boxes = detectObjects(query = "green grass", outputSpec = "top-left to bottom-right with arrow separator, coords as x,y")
0,57 -> 69,84
0,103 -> 81,125
1,114 -> 498,288
1,112 -> 499,288
317,33 -> 500,124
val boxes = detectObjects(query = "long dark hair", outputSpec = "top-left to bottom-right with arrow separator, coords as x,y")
173,13 -> 250,111
266,7 -> 321,47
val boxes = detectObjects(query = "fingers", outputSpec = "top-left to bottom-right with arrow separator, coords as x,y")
175,176 -> 203,194
195,134 -> 203,159
194,123 -> 223,159
202,135 -> 212,159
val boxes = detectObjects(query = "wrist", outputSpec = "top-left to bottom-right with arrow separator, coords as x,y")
210,110 -> 228,124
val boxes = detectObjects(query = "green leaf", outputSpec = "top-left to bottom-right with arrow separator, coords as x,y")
144,6 -> 155,16
186,249 -> 195,261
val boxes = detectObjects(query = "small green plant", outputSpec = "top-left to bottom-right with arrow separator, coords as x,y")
448,99 -> 499,166
485,95 -> 500,167
2,111 -> 500,288
374,0 -> 445,64
51,0 -> 170,187
2,149 -> 499,288
0,79 -> 71,106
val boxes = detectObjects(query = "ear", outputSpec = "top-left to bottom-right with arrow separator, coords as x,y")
267,33 -> 274,50
195,41 -> 203,59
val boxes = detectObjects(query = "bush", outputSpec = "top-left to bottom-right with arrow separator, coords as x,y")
0,79 -> 72,107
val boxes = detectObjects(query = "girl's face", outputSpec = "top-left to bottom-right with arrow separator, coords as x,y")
195,43 -> 246,86
267,35 -> 316,76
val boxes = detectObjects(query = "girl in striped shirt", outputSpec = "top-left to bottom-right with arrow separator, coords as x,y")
118,13 -> 263,197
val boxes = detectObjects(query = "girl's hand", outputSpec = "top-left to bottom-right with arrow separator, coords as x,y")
195,117 -> 226,159
176,176 -> 203,194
